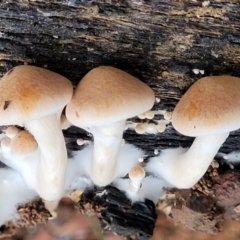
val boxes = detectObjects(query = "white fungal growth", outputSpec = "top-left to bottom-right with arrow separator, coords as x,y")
153,109 -> 167,115
202,1 -> 210,7
66,142 -> 145,188
76,138 -> 91,146
0,138 -> 145,225
154,149 -> 159,155
125,121 -> 137,131
155,97 -> 161,103
199,70 -> 205,75
192,69 -> 200,74
113,176 -> 173,204
0,168 -> 37,226
217,151 -> 240,166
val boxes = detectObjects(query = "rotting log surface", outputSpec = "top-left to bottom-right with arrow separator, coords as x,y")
1,0 -> 240,238
77,186 -> 157,239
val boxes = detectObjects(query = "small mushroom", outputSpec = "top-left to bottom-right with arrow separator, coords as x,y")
135,122 -> 148,134
113,176 -> 172,204
128,165 -> 145,193
156,120 -> 169,133
76,138 -> 91,146
163,111 -> 172,121
5,126 -> 20,139
1,138 -> 11,152
0,65 -> 73,200
0,167 -> 37,226
145,110 -> 155,119
146,122 -> 157,134
137,112 -> 146,119
66,66 -> 155,186
10,130 -> 38,157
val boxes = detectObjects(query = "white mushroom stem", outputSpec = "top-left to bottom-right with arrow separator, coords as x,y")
147,133 -> 229,189
88,120 -> 126,186
43,199 -> 60,219
24,113 -> 67,201
153,110 -> 167,115
60,114 -> 72,130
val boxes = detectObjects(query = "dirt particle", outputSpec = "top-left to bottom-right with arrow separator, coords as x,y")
3,101 -> 11,110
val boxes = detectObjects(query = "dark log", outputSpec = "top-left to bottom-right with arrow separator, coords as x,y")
1,0 -> 240,238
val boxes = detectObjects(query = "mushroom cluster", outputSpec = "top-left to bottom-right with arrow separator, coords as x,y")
0,65 -> 162,226
0,64 -> 237,230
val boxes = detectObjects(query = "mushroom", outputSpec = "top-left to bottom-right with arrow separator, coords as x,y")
113,175 -> 172,204
5,126 -> 20,139
135,122 -> 148,134
66,66 -> 155,186
76,138 -> 91,146
146,122 -> 157,134
10,130 -> 38,157
128,165 -> 145,193
0,138 -> 11,152
0,65 -> 73,200
147,76 -> 240,188
60,114 -> 72,130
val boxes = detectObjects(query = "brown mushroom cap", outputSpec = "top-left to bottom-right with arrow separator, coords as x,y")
10,130 -> 38,157
66,66 -> 155,127
6,126 -> 20,139
129,165 -> 145,181
0,65 -> 73,125
172,76 -> 240,137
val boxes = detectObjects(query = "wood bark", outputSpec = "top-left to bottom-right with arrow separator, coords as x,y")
1,0 -> 240,238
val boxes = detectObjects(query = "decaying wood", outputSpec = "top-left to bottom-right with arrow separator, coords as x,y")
1,0 -> 240,239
